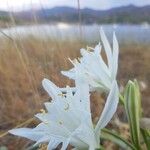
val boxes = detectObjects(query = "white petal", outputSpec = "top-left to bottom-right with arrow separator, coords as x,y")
47,136 -> 70,150
44,100 -> 80,126
95,81 -> 119,132
112,32 -> 119,79
44,101 -> 81,131
60,87 -> 76,93
34,115 -> 71,136
9,128 -> 43,141
42,78 -> 61,100
94,43 -> 101,55
73,124 -> 98,149
33,135 -> 50,147
100,27 -> 112,70
61,68 -> 76,80
80,52 -> 111,89
61,138 -> 70,150
75,75 -> 91,113
80,48 -> 89,56
47,137 -> 62,150
70,136 -> 87,149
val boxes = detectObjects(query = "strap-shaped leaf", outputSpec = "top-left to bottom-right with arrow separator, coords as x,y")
141,128 -> 150,150
124,80 -> 141,149
134,80 -> 142,118
119,93 -> 125,105
101,128 -> 136,150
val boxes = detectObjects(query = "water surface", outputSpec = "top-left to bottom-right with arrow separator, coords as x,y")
1,23 -> 150,44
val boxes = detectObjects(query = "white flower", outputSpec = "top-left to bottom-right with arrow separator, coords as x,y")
9,78 -> 119,150
61,28 -> 119,92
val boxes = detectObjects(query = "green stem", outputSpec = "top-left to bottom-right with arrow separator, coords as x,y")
140,128 -> 150,150
101,128 -> 136,150
119,93 -> 124,105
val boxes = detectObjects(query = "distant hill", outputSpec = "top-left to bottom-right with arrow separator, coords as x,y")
0,11 -> 10,27
0,10 -> 9,21
1,5 -> 150,24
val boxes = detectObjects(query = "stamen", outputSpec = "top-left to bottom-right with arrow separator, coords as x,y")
87,46 -> 93,51
58,93 -> 66,97
40,109 -> 46,114
77,57 -> 80,62
39,144 -> 47,150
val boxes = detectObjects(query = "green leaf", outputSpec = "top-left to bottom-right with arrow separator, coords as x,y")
96,146 -> 105,150
134,80 -> 142,118
101,128 -> 136,150
141,128 -> 150,150
119,93 -> 125,105
124,80 -> 141,149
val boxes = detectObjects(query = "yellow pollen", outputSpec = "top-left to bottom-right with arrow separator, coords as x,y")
71,59 -> 78,64
77,57 -> 80,62
86,46 -> 91,51
40,109 -> 46,114
86,46 -> 93,52
58,93 -> 65,97
39,144 -> 47,150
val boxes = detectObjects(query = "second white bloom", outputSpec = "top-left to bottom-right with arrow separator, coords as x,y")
61,28 -> 119,92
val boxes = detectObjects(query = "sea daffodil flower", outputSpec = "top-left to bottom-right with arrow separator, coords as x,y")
61,28 -> 119,92
9,78 -> 119,150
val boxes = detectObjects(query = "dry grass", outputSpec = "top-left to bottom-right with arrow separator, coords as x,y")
0,35 -> 149,149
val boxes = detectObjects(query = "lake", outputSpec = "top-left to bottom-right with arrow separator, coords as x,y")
0,23 -> 150,44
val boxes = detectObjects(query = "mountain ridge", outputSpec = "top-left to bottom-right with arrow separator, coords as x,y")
0,5 -> 150,24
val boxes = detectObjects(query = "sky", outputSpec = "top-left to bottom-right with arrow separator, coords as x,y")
0,0 -> 150,11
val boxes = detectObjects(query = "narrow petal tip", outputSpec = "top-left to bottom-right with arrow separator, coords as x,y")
42,78 -> 60,99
